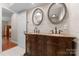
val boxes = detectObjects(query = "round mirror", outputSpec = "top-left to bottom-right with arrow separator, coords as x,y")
32,8 -> 43,26
48,3 -> 67,24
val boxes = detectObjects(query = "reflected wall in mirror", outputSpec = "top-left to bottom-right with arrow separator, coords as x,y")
32,8 -> 43,26
48,3 -> 67,24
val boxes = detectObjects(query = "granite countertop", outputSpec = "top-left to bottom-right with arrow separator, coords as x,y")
25,33 -> 76,38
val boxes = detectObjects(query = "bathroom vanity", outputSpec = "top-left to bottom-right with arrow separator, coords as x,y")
24,33 -> 76,56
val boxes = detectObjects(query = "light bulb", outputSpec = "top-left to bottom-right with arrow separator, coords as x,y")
52,14 -> 56,18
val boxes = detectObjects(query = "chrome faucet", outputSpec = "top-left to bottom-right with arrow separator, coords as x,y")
34,27 -> 40,33
51,27 -> 63,34
34,27 -> 37,33
59,30 -> 63,34
55,27 -> 57,34
51,30 -> 54,34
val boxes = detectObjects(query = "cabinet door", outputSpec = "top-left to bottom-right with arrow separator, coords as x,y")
47,44 -> 56,56
37,36 -> 42,56
26,35 -> 31,55
41,36 -> 47,56
56,38 -> 73,56
56,38 -> 66,56
58,38 -> 66,48
30,35 -> 38,56
47,37 -> 56,56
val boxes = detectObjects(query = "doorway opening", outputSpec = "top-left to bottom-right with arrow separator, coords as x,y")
2,8 -> 17,51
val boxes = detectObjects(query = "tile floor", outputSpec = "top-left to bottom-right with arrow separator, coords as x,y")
0,46 -> 25,56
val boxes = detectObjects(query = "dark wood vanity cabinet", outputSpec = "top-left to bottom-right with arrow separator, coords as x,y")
24,33 -> 76,56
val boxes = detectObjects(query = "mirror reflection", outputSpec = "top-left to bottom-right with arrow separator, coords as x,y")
48,3 -> 67,24
32,8 -> 43,26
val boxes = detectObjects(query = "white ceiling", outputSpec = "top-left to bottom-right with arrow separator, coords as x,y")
2,8 -> 13,17
2,8 -> 13,21
2,3 -> 49,16
9,3 -> 49,13
2,3 -> 49,21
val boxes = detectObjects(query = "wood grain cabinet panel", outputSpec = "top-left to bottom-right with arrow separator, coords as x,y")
24,33 -> 76,56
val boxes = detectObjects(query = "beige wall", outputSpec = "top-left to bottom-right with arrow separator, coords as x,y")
11,14 -> 18,43
28,3 -> 69,34
68,3 -> 79,55
11,11 -> 26,48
